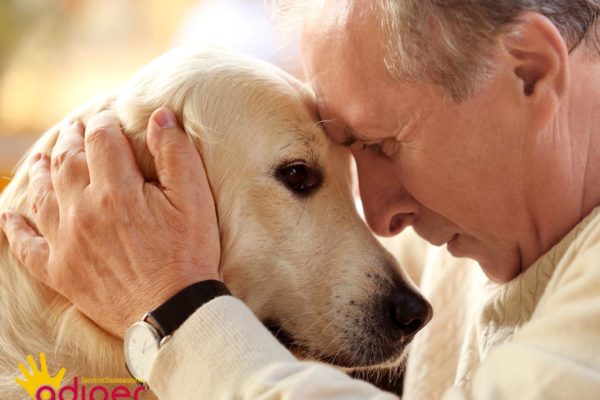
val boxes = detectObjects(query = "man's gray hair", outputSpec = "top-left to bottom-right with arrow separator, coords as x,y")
270,0 -> 600,101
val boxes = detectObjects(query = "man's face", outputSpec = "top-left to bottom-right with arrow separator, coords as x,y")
301,6 -> 535,282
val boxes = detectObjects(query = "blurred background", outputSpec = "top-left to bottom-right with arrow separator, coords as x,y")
0,0 -> 301,192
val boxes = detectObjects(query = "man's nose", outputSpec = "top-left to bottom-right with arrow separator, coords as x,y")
355,155 -> 418,237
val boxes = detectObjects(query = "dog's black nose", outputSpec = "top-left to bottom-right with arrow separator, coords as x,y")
387,290 -> 432,339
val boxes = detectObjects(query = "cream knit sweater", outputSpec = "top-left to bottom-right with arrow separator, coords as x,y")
147,207 -> 600,399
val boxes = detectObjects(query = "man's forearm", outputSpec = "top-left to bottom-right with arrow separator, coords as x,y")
148,296 -> 397,400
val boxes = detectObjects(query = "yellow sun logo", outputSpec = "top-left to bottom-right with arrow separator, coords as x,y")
15,352 -> 66,400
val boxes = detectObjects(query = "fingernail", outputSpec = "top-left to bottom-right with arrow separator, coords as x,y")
154,108 -> 177,129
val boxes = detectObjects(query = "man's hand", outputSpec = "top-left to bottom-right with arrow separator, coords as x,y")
0,107 -> 221,338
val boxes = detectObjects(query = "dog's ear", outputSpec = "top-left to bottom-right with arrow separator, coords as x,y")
73,92 -> 161,183
112,104 -> 159,183
110,47 -> 214,183
110,83 -> 186,183
112,95 -> 207,185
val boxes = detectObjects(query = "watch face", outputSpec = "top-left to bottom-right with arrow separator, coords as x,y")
124,321 -> 161,382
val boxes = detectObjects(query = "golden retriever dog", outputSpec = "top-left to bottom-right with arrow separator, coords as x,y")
0,46 -> 432,398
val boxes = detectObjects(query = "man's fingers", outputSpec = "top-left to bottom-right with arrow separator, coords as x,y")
146,107 -> 211,211
84,110 -> 143,188
28,154 -> 59,240
51,120 -> 89,196
0,212 -> 50,283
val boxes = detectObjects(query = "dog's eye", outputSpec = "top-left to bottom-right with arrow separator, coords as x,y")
275,163 -> 322,197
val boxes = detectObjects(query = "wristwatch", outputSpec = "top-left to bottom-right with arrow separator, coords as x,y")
123,280 -> 231,384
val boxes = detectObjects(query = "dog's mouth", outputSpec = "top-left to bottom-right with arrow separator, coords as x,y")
262,321 -> 405,395
264,321 -> 311,358
262,320 -> 406,367
263,321 -> 350,364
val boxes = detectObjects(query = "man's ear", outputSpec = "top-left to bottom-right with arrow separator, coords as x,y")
502,12 -> 569,99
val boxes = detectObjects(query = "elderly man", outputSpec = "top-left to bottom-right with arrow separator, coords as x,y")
2,0 -> 600,399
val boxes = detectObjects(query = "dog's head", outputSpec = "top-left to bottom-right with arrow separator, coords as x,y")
113,47 -> 432,371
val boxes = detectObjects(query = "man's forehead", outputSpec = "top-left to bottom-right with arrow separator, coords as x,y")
303,0 -> 354,32
302,1 -> 407,143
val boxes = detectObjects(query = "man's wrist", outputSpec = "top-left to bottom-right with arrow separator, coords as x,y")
123,280 -> 232,384
149,280 -> 232,337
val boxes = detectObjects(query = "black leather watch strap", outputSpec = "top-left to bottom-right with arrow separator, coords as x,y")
148,280 -> 231,337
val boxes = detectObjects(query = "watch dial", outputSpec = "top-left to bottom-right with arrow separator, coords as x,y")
124,322 -> 161,382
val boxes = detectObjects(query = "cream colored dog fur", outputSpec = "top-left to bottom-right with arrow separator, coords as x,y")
0,47 -> 427,398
